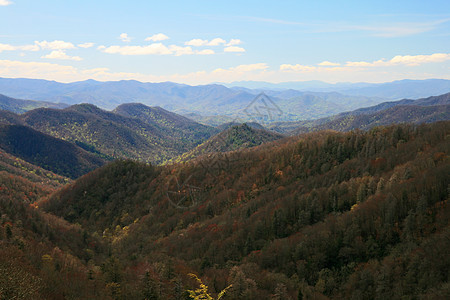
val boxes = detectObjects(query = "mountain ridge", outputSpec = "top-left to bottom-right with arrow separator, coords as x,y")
0,124 -> 105,178
6,77 -> 449,122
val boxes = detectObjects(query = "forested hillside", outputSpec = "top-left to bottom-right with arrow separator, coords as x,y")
1,103 -> 217,165
174,123 -> 285,163
0,149 -> 69,187
0,94 -> 68,114
0,169 -> 110,299
113,103 -> 218,151
0,124 -> 105,179
37,121 -> 449,299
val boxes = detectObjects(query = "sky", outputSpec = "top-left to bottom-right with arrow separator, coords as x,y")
0,0 -> 449,85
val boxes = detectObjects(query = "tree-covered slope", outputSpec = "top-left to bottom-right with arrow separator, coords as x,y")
0,124 -> 105,179
0,94 -> 68,114
0,168 -> 110,299
0,109 -> 23,125
41,121 -> 450,299
113,103 -> 218,150
174,123 -> 285,163
17,103 -> 215,164
0,149 -> 69,187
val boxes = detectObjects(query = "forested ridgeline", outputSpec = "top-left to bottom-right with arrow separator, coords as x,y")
34,121 -> 450,299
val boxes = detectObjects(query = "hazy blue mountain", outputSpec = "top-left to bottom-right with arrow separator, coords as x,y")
291,104 -> 450,135
227,79 -> 450,99
226,80 -> 373,91
271,92 -> 450,134
0,78 -> 255,112
341,79 -> 450,99
1,77 -> 448,123
338,92 -> 450,117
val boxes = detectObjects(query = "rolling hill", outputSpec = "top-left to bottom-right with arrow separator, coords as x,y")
0,109 -> 23,125
0,94 -> 68,114
173,123 -> 285,163
113,103 -> 218,151
0,149 -> 69,187
0,124 -> 105,179
1,103 -> 218,164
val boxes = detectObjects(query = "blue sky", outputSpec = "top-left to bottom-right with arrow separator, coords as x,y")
0,0 -> 449,84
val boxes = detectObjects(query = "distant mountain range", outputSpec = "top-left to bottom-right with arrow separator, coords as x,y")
2,77 -> 448,122
271,92 -> 450,134
0,88 -> 448,180
227,79 -> 450,99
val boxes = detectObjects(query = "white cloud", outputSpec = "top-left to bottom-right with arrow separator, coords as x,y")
207,38 -> 226,46
280,64 -> 317,72
389,53 -> 450,66
0,0 -> 13,6
185,38 -> 227,46
214,63 -> 268,73
0,60 -> 80,82
226,39 -> 242,46
196,49 -> 215,55
0,43 -> 15,52
145,33 -> 169,42
100,43 -> 172,55
169,45 -> 194,56
42,50 -> 82,61
281,53 -> 450,73
224,46 -> 245,53
119,33 -> 132,42
35,40 -> 76,50
346,53 -> 450,67
78,42 -> 94,48
99,42 -> 218,56
346,60 -> 382,67
318,61 -> 340,66
20,44 -> 40,51
185,39 -> 209,47
0,43 -> 39,52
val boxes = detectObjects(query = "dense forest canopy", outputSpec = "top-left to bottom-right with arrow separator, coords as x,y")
4,121 -> 441,299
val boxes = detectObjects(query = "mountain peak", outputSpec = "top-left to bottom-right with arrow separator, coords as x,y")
65,103 -> 104,114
